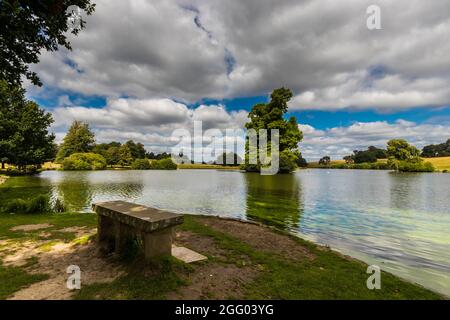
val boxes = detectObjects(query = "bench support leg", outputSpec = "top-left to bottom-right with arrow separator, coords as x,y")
114,221 -> 134,256
98,215 -> 115,253
143,227 -> 173,258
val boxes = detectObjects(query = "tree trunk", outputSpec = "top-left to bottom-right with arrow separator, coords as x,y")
1,162 -> 4,169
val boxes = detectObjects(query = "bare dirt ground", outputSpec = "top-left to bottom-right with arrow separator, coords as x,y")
1,217 -> 315,300
10,224 -> 53,232
0,226 -> 123,300
170,229 -> 258,300
197,217 -> 315,261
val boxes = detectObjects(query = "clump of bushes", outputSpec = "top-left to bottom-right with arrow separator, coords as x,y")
149,158 -> 177,170
309,161 -> 390,170
388,158 -> 435,172
131,159 -> 151,170
62,153 -> 107,170
278,153 -> 297,174
2,195 -> 67,214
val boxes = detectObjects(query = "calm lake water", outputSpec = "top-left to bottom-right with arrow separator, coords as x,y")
1,169 -> 449,296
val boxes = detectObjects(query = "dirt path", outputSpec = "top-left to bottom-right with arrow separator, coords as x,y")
0,175 -> 8,185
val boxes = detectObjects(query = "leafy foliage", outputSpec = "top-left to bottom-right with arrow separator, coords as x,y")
2,194 -> 51,214
387,139 -> 420,161
318,156 -> 331,165
243,88 -> 303,173
0,81 -> 55,169
386,139 -> 434,172
150,158 -> 177,170
422,139 -> 450,158
0,0 -> 95,87
147,152 -> 171,160
56,121 -> 95,162
131,159 -> 151,170
350,146 -> 387,163
215,152 -> 242,166
125,140 -> 146,159
61,152 -> 106,170
118,144 -> 134,167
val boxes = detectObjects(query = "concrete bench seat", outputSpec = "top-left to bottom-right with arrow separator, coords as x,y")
92,200 -> 184,258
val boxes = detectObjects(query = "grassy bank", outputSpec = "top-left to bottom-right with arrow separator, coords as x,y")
309,157 -> 450,172
178,163 -> 240,170
0,212 -> 443,300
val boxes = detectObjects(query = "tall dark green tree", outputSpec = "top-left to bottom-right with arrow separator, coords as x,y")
0,0 -> 95,87
244,87 -> 303,173
422,139 -> 450,157
125,140 -> 146,159
0,81 -> 55,169
56,120 -> 95,161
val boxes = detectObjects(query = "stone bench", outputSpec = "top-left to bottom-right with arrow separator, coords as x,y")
92,200 -> 184,258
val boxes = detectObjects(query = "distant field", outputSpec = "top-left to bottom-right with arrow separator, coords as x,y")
425,157 -> 450,171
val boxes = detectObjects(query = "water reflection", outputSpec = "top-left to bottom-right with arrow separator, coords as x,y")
50,171 -> 144,211
244,173 -> 303,230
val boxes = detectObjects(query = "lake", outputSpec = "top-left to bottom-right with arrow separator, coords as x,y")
1,169 -> 449,296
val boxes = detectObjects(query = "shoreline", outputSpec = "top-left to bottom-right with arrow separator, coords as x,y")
0,212 -> 444,300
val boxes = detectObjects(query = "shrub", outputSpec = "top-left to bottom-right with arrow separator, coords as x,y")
131,159 -> 151,170
150,158 -> 177,170
278,153 -> 296,173
2,195 -> 52,214
388,157 -> 435,172
62,153 -> 107,170
4,199 -> 28,213
52,198 -> 66,213
27,195 -> 51,213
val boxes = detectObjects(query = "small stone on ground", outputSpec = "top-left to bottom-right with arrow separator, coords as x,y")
172,245 -> 207,263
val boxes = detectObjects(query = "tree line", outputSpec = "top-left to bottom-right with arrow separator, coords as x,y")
317,138 -> 448,172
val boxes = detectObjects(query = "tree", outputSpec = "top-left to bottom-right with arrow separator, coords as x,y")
386,139 -> 420,161
347,146 -> 387,164
422,139 -> 450,157
343,155 -> 354,164
125,140 -> 146,159
104,146 -> 121,166
243,87 -> 303,173
296,154 -> 308,167
215,152 -> 242,166
61,152 -> 106,170
118,144 -> 133,167
0,0 -> 95,87
0,81 -> 55,170
131,158 -> 151,170
56,121 -> 95,161
386,139 -> 434,172
319,156 -> 331,166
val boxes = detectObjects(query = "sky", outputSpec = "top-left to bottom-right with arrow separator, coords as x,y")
25,0 -> 450,160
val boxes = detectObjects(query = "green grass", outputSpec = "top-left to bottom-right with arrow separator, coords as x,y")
180,216 -> 442,300
0,260 -> 48,299
73,215 -> 443,300
0,212 -> 97,242
308,157 -> 450,172
0,212 -> 444,299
